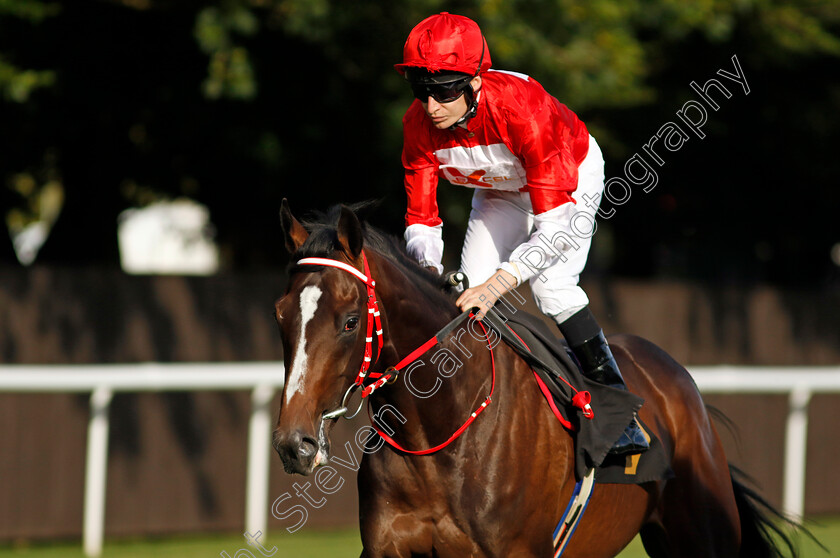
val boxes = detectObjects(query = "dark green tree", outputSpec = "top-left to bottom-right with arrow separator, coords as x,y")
0,0 -> 837,286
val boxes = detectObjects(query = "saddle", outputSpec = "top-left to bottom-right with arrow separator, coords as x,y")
481,306 -> 672,485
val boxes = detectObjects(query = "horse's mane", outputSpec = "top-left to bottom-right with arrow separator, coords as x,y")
289,202 -> 456,307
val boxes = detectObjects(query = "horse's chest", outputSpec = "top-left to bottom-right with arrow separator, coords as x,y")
360,460 -> 501,556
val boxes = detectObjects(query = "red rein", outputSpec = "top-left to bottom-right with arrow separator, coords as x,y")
295,251 -> 496,454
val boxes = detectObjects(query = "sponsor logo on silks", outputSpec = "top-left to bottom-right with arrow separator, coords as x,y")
448,168 -> 513,186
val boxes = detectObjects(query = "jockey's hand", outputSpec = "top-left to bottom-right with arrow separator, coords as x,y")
456,268 -> 517,321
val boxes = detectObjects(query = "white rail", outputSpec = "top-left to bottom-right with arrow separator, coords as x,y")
690,366 -> 840,522
0,363 -> 285,558
0,364 -> 838,556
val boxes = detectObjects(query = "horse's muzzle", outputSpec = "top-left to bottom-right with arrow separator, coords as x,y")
272,428 -> 324,475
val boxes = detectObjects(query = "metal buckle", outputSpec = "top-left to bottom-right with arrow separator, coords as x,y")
385,366 -> 400,385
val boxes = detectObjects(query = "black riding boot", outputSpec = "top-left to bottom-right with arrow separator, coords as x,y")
559,307 -> 650,456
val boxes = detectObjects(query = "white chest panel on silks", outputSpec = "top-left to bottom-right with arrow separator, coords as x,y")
435,143 -> 527,191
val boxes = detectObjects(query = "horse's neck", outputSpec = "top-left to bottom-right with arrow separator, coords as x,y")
368,251 -> 458,351
367,251 -> 496,442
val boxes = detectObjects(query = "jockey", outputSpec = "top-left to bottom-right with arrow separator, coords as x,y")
396,12 -> 648,455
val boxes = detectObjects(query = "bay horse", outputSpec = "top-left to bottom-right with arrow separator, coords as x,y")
273,201 -> 799,558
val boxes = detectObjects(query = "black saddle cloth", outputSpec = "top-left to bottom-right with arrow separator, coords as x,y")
482,305 -> 672,485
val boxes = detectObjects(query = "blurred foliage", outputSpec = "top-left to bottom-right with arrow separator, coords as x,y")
0,0 -> 59,101
0,0 -> 838,287
6,167 -> 63,234
194,2 -> 258,99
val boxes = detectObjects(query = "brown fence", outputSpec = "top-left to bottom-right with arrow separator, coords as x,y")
0,267 -> 838,541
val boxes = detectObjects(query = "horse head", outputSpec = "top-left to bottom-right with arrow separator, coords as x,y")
273,199 -> 373,475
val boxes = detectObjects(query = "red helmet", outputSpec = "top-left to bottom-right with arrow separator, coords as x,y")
395,12 -> 492,76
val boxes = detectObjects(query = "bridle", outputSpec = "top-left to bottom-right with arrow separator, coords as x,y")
296,251 -> 384,420
294,250 -> 497,454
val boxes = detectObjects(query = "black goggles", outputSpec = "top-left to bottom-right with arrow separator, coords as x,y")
409,77 -> 472,103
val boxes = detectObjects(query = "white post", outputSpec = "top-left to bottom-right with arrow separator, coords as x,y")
245,384 -> 275,537
782,386 -> 811,519
83,386 -> 113,558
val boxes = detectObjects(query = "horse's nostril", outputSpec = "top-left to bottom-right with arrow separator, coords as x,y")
298,437 -> 318,459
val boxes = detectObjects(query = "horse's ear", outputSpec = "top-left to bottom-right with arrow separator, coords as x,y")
280,198 -> 309,253
336,205 -> 363,261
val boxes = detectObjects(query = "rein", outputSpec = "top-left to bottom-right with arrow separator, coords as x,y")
295,251 -> 496,454
368,312 -> 496,455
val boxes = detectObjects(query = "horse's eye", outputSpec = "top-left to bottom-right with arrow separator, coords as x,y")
344,317 -> 359,331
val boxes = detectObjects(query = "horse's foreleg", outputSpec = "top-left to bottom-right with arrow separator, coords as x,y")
359,517 -> 440,558
358,544 -> 412,558
359,549 -> 405,558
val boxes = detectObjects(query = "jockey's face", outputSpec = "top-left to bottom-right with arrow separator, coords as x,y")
421,77 -> 481,130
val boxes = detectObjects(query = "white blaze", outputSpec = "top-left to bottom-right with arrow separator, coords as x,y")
285,285 -> 322,404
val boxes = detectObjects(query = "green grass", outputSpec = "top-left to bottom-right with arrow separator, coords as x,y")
615,515 -> 839,558
0,517 -> 837,557
0,529 -> 363,558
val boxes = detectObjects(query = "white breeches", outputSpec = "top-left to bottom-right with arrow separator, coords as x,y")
460,135 -> 606,324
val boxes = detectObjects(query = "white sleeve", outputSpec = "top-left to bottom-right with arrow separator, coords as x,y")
404,223 -> 444,274
506,202 -> 580,283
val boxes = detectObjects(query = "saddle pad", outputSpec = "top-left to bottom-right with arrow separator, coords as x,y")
483,306 -> 672,485
596,417 -> 674,485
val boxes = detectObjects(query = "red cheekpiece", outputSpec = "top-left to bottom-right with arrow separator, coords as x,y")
395,12 -> 492,75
